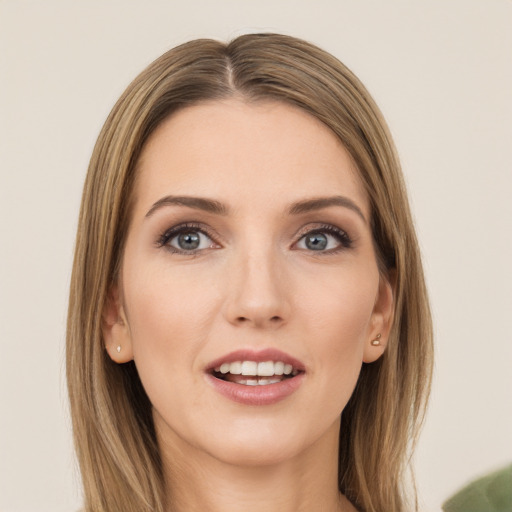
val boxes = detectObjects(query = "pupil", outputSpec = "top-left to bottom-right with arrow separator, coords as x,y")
306,233 -> 327,250
178,232 -> 200,250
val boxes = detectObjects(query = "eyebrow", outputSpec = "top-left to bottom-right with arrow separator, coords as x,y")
288,196 -> 366,222
145,195 -> 229,218
145,194 -> 366,222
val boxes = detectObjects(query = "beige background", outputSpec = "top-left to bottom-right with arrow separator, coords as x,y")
1,1 -> 511,511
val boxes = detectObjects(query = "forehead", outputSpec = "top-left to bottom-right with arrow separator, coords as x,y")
134,99 -> 368,216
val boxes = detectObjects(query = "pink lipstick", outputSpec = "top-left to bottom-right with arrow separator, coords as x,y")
204,348 -> 305,406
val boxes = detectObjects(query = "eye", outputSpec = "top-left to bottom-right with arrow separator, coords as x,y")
295,226 -> 352,252
157,223 -> 219,254
171,231 -> 209,251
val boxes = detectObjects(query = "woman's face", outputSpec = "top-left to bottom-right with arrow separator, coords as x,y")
104,99 -> 393,467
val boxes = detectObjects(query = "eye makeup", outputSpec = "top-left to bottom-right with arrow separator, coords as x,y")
155,222 -> 220,255
155,219 -> 354,257
293,223 -> 353,254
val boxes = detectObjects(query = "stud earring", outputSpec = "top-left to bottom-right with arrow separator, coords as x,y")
370,334 -> 382,346
116,345 -> 121,353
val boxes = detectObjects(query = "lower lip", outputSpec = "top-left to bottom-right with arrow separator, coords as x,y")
205,373 -> 305,406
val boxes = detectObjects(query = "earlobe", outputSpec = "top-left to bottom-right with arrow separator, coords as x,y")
363,272 -> 396,363
102,285 -> 134,364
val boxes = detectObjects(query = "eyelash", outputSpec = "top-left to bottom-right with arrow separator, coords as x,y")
155,222 -> 353,254
295,224 -> 353,253
156,222 -> 218,254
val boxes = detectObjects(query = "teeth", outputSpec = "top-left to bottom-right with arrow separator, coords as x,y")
260,378 -> 282,385
237,377 -> 284,386
257,361 -> 275,376
229,361 -> 242,374
274,361 -> 284,375
241,361 -> 258,375
214,360 -> 300,377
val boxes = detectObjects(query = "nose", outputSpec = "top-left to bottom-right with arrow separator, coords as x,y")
223,248 -> 291,329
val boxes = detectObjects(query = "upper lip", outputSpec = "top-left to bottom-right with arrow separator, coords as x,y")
206,348 -> 306,373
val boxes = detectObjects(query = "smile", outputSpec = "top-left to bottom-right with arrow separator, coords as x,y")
213,360 -> 300,386
205,349 -> 305,405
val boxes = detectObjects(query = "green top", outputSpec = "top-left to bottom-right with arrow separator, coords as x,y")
442,464 -> 512,512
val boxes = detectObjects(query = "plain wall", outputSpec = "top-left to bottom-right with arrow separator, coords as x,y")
1,1 -> 511,511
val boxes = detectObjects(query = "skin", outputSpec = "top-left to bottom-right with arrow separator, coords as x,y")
103,99 -> 394,512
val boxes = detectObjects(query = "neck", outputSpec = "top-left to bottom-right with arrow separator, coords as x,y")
158,417 -> 356,512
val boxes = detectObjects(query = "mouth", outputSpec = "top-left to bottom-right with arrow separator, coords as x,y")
205,349 -> 305,405
211,360 -> 302,386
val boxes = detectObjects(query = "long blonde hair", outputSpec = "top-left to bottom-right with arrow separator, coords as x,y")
67,33 -> 433,512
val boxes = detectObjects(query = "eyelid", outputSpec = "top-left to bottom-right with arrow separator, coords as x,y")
292,223 -> 353,252
155,221 -> 353,255
156,222 -> 222,253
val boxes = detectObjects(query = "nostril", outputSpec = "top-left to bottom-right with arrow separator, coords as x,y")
233,315 -> 284,326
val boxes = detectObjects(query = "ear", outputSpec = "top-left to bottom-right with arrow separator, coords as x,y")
102,284 -> 134,363
363,271 -> 396,363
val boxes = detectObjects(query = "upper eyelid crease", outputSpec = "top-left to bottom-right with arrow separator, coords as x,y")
144,195 -> 365,223
157,223 -> 351,254
296,224 -> 352,246
157,223 -> 218,246
287,196 -> 366,223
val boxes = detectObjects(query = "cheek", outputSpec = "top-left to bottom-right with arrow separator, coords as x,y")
296,264 -> 378,389
120,260 -> 224,428
299,263 -> 378,341
122,259 -> 220,371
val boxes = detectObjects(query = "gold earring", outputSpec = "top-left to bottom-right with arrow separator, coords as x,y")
370,334 -> 382,346
116,345 -> 121,353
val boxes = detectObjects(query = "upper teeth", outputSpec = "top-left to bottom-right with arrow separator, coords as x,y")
214,361 -> 297,376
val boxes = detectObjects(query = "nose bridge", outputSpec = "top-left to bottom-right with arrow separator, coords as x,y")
225,238 -> 290,328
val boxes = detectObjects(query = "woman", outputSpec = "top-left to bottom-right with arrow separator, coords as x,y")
67,33 -> 433,512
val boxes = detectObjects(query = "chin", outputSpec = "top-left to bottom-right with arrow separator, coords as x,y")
207,436 -> 305,468
194,415 -> 328,468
